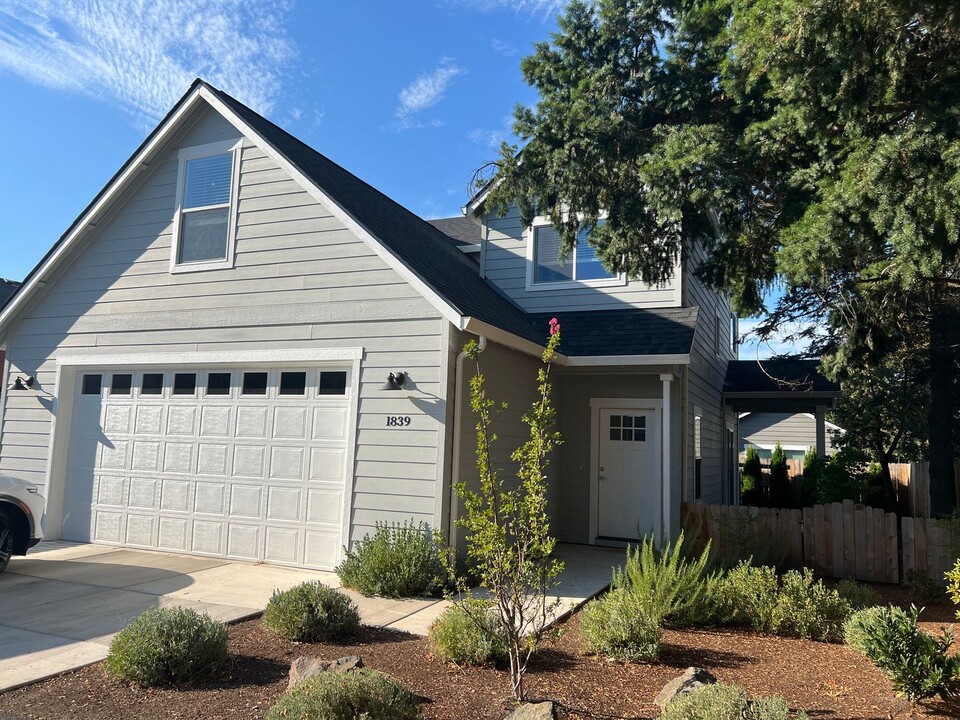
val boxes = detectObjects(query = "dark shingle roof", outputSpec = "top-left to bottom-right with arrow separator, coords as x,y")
427,217 -> 481,247
205,82 -> 701,360
723,359 -> 840,394
0,280 -> 20,309
529,307 -> 698,357
205,83 -> 542,345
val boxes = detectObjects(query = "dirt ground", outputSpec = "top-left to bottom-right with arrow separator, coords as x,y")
1,589 -> 958,720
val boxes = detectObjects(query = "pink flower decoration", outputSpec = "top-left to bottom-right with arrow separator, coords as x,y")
549,317 -> 560,335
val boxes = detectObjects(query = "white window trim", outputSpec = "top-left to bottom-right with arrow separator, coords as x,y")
170,139 -> 243,274
524,216 -> 627,292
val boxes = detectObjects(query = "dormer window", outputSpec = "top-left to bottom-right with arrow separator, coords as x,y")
526,220 -> 624,291
171,140 -> 241,273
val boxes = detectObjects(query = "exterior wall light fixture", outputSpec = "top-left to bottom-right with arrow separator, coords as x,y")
380,371 -> 407,391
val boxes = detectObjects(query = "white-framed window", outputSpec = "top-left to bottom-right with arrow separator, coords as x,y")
525,219 -> 625,291
170,139 -> 241,273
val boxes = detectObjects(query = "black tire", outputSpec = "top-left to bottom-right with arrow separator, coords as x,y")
0,511 -> 13,575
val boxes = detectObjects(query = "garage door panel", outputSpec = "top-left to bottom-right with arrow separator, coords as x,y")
273,407 -> 307,439
200,406 -> 232,437
132,441 -> 161,471
197,444 -> 230,475
65,366 -> 352,569
236,407 -> 269,438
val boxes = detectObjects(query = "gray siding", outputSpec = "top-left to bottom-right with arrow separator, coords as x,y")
481,206 -> 680,312
0,107 -> 447,546
451,337 -> 560,550
739,413 -> 841,455
682,241 -> 737,504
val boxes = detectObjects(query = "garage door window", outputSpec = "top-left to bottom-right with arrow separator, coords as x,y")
173,373 -> 197,395
141,373 -> 163,395
279,371 -> 306,396
110,374 -> 133,395
242,372 -> 268,395
207,372 -> 231,395
82,374 -> 102,395
319,371 -> 347,395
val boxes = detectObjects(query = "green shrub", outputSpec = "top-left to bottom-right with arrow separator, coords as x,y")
742,446 -> 763,506
263,582 -> 360,642
104,606 -> 228,686
773,568 -> 851,641
849,604 -> 960,700
429,599 -> 507,665
770,442 -> 790,507
659,683 -> 807,720
799,448 -> 822,508
710,562 -> 780,632
835,579 -> 880,610
620,532 -> 711,624
843,606 -> 887,655
907,568 -> 945,605
336,521 -> 443,598
581,587 -> 661,662
947,558 -> 960,618
265,668 -> 421,720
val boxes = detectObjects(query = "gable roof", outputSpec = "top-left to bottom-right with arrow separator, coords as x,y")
0,80 -> 697,366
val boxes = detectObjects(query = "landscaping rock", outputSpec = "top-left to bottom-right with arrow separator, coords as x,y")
504,701 -> 556,720
654,666 -> 717,708
287,654 -> 364,690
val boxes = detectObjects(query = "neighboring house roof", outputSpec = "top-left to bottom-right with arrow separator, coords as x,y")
530,307 -> 698,360
0,280 -> 20,309
427,217 -> 481,247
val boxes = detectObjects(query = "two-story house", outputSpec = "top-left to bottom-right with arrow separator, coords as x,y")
0,80 -> 750,571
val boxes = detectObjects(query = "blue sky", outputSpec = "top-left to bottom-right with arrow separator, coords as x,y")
0,0 -> 786,357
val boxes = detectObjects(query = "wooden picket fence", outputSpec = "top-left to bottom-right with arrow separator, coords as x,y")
682,500 -> 957,585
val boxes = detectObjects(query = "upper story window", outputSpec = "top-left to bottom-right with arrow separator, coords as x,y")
171,140 -> 241,273
527,221 -> 624,291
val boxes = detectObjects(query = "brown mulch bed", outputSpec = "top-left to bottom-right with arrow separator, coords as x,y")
2,593 -> 959,720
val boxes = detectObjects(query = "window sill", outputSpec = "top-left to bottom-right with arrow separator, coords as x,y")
525,276 -> 627,292
170,258 -> 234,274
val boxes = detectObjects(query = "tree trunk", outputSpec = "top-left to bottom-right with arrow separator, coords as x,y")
928,302 -> 958,517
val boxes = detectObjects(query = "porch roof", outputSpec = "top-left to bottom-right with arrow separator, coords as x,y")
530,307 -> 698,358
723,359 -> 840,411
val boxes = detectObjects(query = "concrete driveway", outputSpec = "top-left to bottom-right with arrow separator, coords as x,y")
0,542 -> 448,693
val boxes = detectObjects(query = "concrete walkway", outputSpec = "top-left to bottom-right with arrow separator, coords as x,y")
0,541 -> 621,693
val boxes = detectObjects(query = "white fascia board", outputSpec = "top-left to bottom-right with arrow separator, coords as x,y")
199,88 -> 465,329
563,353 -> 691,367
458,244 -> 481,254
56,347 -> 363,368
0,88 -> 210,338
460,317 -> 556,360
801,412 -> 845,432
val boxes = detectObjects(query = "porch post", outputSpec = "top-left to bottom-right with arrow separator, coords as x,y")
815,404 -> 827,457
660,373 -> 674,543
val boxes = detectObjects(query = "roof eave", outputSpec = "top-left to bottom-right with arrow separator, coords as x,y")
563,353 -> 691,367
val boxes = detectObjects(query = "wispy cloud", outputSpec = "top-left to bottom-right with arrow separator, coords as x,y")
491,38 -> 518,56
394,58 -> 465,130
468,114 -> 515,150
0,0 -> 298,125
451,0 -> 566,15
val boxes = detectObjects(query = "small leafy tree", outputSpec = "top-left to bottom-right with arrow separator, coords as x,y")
448,319 -> 564,701
769,443 -> 790,508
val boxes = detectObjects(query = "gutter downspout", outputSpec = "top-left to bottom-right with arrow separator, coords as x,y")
449,334 -> 486,548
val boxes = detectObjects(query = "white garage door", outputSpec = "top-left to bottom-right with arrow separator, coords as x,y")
61,366 -> 352,570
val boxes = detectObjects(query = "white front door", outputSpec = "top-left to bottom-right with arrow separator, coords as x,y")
597,407 -> 660,541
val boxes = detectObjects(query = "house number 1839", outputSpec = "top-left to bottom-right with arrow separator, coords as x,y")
386,416 -> 412,427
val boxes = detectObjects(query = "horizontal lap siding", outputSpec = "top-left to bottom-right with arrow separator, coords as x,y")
740,413 -> 840,454
1,108 -> 446,546
682,242 -> 736,505
482,207 -> 678,312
